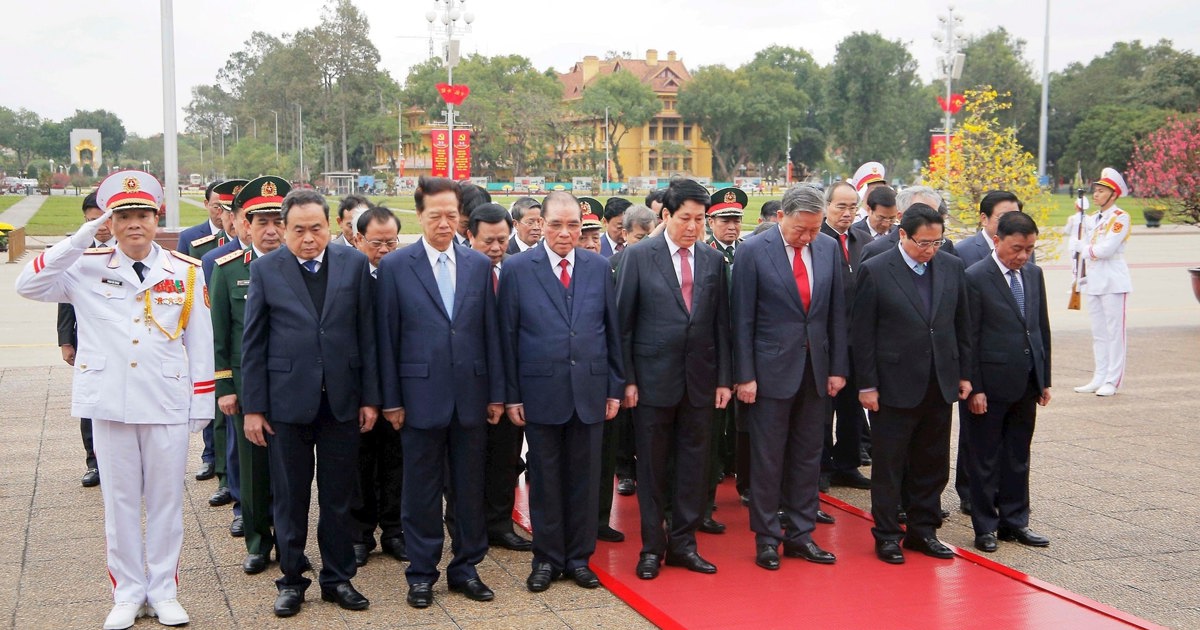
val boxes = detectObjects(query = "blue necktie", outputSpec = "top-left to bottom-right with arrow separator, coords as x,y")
302,260 -> 318,274
1009,269 -> 1025,314
436,253 -> 454,318
914,262 -> 927,276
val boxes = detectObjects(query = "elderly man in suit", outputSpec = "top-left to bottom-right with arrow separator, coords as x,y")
507,197 -> 543,255
498,191 -> 624,593
376,177 -> 505,609
732,185 -> 848,571
616,178 -> 731,579
964,211 -> 1052,553
241,188 -> 380,617
860,186 -> 959,262
853,203 -> 972,565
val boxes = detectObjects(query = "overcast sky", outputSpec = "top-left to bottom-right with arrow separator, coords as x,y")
2,0 -> 1194,136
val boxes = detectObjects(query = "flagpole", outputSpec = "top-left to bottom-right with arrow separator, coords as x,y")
160,0 -> 180,228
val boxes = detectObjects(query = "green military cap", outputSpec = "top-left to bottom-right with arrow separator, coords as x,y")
211,179 -> 249,210
234,176 -> 290,214
577,196 -> 603,219
708,187 -> 747,218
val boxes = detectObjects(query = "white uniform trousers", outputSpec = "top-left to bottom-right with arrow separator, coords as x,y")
93,419 -> 188,605
1085,292 -> 1128,389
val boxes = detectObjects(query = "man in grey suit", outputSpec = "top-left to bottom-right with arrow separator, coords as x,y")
853,203 -> 972,565
732,185 -> 848,571
616,178 -> 732,579
241,189 -> 380,617
964,211 -> 1052,553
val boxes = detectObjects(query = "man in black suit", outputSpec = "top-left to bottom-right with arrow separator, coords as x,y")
860,186 -> 959,263
733,185 -> 848,571
853,203 -> 972,565
964,211 -> 1052,553
849,185 -> 898,244
241,189 -> 380,617
819,181 -> 871,492
600,197 -> 632,258
506,197 -> 542,255
616,179 -> 731,579
953,190 -> 1023,514
57,192 -> 115,488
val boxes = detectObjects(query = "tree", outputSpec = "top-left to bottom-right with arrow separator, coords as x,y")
745,45 -> 828,131
920,89 -> 1057,252
1128,113 -> 1200,226
957,28 -> 1040,152
825,33 -> 930,177
678,65 -> 744,180
0,107 -> 43,171
1060,105 -> 1169,178
577,71 -> 661,181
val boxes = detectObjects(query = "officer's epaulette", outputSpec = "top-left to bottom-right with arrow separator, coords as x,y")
170,250 -> 203,266
190,234 -> 217,248
83,246 -> 114,255
215,249 -> 244,266
1112,208 -> 1125,216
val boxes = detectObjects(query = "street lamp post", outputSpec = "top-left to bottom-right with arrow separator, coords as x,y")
934,7 -> 966,185
425,0 -> 475,182
1037,0 -> 1051,184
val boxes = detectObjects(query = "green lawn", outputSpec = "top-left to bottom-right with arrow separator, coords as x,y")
24,196 -> 209,236
0,196 -> 24,214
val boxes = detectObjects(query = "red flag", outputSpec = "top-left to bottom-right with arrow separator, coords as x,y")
936,93 -> 965,114
436,83 -> 470,106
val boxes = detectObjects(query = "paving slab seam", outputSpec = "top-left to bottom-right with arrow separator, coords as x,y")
8,373 -> 49,629
183,480 -> 239,625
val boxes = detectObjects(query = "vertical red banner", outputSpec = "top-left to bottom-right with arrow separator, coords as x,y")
431,129 -> 450,177
929,134 -> 955,171
453,130 -> 471,179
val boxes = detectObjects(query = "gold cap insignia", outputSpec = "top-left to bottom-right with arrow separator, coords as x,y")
262,181 -> 278,197
232,185 -> 243,196
724,191 -> 736,203
123,177 -> 140,193
580,201 -> 589,212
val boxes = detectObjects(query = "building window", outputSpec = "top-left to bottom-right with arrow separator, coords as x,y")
683,125 -> 692,142
648,150 -> 659,173
648,125 -> 657,141
662,119 -> 679,141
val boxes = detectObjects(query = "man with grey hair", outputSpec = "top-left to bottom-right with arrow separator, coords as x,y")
507,197 -> 543,254
731,184 -> 848,571
861,186 -> 958,262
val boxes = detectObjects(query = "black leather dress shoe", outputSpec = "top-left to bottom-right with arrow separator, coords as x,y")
830,470 -> 872,489
665,551 -> 717,574
208,486 -> 232,506
859,447 -> 872,466
816,509 -> 836,525
940,509 -> 951,519
230,515 -> 244,537
406,583 -> 433,608
597,524 -> 625,543
302,555 -> 313,572
998,527 -> 1050,547
81,468 -> 100,487
783,541 -> 836,564
526,563 -> 560,592
897,510 -> 907,523
381,536 -> 408,561
635,553 -> 660,579
353,543 -> 369,567
273,588 -> 304,617
818,472 -> 831,493
449,577 -> 494,602
974,533 -> 999,553
755,544 -> 780,571
489,531 -> 533,551
875,540 -> 905,564
616,478 -> 636,496
195,462 -> 215,481
321,582 -> 369,610
243,553 -> 268,574
902,536 -> 955,559
960,500 -> 973,515
698,518 -> 726,534
569,566 -> 601,588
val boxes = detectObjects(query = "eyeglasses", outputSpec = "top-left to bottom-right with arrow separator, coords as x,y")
909,238 -> 946,250
366,239 -> 400,248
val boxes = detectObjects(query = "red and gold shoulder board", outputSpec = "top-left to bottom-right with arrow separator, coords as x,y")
190,234 -> 216,248
170,250 -> 202,267
215,249 -> 244,266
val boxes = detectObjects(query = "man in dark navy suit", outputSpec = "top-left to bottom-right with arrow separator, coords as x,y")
964,211 -> 1052,553
498,191 -> 623,594
506,197 -> 543,255
241,188 -> 380,617
860,186 -> 958,262
376,176 -> 505,610
600,197 -> 631,258
175,180 -> 227,255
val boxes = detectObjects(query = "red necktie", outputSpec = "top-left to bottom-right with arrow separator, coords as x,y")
839,233 -> 850,263
793,246 -> 810,312
559,259 -> 570,288
492,266 -> 499,295
615,241 -> 625,252
679,248 -> 693,313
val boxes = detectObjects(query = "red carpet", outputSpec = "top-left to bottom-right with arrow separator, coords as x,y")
514,479 -> 1163,629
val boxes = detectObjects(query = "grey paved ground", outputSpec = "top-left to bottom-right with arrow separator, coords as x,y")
0,229 -> 1196,628
0,196 -> 47,228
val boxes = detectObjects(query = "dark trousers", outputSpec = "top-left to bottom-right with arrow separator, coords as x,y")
484,420 -> 524,537
614,408 -> 636,480
80,418 -> 96,469
201,422 -> 215,464
634,400 -> 712,557
524,417 -> 602,572
598,415 -> 619,528
224,413 -> 241,517
954,400 -> 972,504
352,420 -> 404,545
822,360 -> 867,473
870,379 -> 952,542
748,362 -> 825,546
735,429 -> 751,498
401,421 -> 487,586
704,404 -> 734,520
233,413 -> 273,556
267,398 -> 360,591
965,378 -> 1038,535
212,402 -> 228,486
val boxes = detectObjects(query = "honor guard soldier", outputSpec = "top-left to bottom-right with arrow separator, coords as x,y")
1072,168 -> 1132,397
851,161 -> 887,221
210,176 -> 290,575
17,170 -> 214,630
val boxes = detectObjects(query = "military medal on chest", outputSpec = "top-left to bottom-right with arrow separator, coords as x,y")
145,266 -> 196,340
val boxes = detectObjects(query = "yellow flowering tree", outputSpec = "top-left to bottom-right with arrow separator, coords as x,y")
921,88 -> 1060,255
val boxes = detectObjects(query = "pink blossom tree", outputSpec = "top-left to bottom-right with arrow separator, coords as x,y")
1128,113 -> 1200,226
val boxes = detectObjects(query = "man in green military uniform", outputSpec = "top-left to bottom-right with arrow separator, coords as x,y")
210,175 -> 290,574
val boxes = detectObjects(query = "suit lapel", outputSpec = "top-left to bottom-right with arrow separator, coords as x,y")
989,262 -> 1026,322
764,228 -> 804,313
930,252 -> 946,319
531,245 -> 571,323
280,251 -> 320,321
652,239 -> 689,316
319,246 -> 343,322
886,251 -> 931,324
409,240 -> 451,321
807,238 -> 827,314
451,243 -> 472,323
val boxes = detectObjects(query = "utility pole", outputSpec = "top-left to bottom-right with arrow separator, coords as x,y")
160,0 -> 180,227
1037,0 -> 1051,184
934,6 -> 966,185
426,0 -> 474,181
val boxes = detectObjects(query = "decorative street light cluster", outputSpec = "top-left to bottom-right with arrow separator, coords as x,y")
425,0 -> 474,181
933,6 -> 966,181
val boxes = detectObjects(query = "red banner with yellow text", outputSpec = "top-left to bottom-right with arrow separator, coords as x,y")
453,130 -> 471,179
431,129 -> 450,177
929,134 -> 955,172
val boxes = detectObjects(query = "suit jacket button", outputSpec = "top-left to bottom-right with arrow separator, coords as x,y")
132,339 -> 139,345
130,362 -> 138,368
570,331 -> 576,337
79,364 -> 87,370
570,360 -> 576,366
